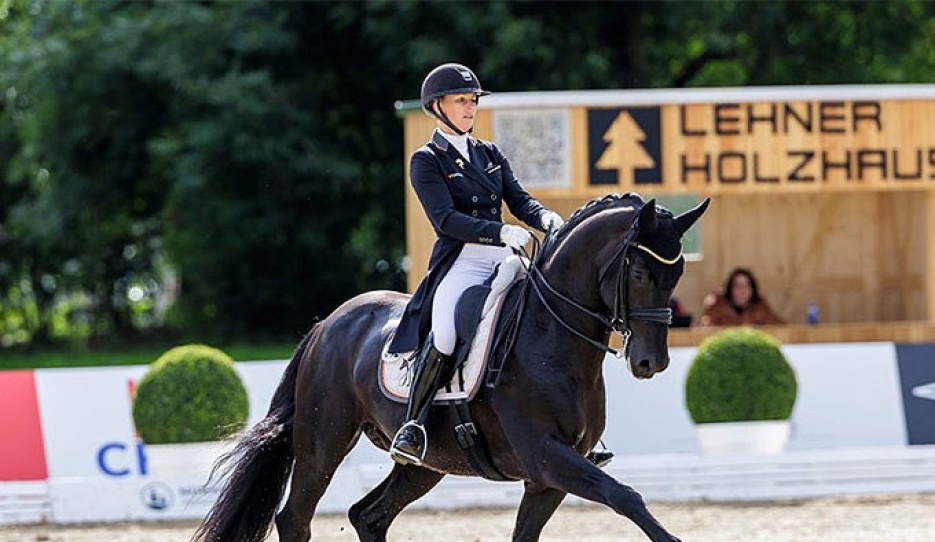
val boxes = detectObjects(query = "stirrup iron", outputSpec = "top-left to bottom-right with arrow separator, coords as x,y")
389,421 -> 428,466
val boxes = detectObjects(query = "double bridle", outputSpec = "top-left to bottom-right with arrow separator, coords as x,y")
524,223 -> 679,358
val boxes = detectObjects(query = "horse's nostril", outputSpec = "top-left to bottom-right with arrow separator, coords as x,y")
637,359 -> 651,371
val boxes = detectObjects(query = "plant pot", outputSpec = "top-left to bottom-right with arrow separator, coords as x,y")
143,441 -> 229,478
695,420 -> 791,456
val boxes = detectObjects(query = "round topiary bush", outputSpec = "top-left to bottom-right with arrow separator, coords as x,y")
685,327 -> 797,424
132,344 -> 249,444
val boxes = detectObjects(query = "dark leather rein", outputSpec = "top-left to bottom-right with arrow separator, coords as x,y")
524,223 -> 677,358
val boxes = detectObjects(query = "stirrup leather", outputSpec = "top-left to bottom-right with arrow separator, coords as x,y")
389,421 -> 428,466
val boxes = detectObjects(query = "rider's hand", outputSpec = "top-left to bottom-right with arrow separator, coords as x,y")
540,210 -> 564,231
500,224 -> 532,251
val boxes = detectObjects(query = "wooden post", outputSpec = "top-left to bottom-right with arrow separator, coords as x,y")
927,190 -> 935,322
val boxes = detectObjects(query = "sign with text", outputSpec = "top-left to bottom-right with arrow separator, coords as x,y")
587,99 -> 935,193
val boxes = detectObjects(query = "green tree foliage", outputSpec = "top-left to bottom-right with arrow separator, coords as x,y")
1,1 -> 933,347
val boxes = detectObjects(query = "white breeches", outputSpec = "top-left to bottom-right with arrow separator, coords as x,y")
431,243 -> 513,355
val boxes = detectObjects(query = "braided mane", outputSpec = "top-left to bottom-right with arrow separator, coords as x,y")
560,193 -> 644,235
542,192 -> 683,267
540,193 -> 644,259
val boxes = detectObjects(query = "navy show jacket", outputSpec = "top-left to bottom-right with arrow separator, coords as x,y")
387,130 -> 548,354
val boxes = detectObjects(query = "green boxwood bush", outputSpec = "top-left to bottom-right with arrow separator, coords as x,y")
132,344 -> 249,444
685,327 -> 797,424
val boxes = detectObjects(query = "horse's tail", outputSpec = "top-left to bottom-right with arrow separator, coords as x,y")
191,325 -> 318,542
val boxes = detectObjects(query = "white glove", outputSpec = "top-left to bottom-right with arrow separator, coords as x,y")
540,210 -> 564,231
500,224 -> 532,251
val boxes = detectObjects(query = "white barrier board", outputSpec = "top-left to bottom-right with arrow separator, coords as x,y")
5,342 -> 915,523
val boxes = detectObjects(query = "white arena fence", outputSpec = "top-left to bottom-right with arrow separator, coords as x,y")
1,341 -> 934,524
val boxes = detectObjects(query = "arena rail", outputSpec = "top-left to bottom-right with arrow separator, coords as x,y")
0,482 -> 51,524
666,321 -> 935,347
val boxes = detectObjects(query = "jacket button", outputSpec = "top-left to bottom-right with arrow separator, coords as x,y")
471,210 -> 478,217
490,207 -> 498,215
472,196 -> 478,202
490,194 -> 497,201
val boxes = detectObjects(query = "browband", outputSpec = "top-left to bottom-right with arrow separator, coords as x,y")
634,243 -> 683,266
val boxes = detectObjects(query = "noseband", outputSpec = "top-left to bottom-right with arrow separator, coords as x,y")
527,224 -> 677,358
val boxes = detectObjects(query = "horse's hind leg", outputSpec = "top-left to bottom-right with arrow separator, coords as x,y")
275,412 -> 362,542
348,463 -> 445,542
511,482 -> 568,542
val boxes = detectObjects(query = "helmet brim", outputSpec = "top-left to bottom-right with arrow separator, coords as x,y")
427,88 -> 492,101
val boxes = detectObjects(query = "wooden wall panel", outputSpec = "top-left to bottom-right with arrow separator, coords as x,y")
671,191 -> 927,324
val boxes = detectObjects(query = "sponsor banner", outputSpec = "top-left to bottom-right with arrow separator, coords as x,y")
48,464 -> 368,523
36,366 -> 147,479
32,360 -> 292,522
895,344 -> 935,445
34,360 -> 289,480
0,371 -> 47,482
586,99 -> 935,194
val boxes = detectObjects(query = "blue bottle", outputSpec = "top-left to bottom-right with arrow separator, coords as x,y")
806,301 -> 819,325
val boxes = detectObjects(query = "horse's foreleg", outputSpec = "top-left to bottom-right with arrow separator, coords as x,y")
528,440 -> 680,542
511,482 -> 567,542
348,463 -> 445,542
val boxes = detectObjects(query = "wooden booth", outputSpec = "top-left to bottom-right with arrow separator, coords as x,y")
397,85 -> 935,345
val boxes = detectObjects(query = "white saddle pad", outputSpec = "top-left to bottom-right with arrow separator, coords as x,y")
379,256 -> 524,404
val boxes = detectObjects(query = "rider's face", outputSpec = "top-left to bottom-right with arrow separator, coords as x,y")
435,93 -> 478,134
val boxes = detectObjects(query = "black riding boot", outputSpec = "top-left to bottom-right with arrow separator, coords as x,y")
586,449 -> 615,468
389,342 -> 453,466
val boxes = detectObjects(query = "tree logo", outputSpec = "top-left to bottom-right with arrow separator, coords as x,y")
588,108 -> 662,185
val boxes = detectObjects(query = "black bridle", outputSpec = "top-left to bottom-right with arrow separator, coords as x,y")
524,222 -> 677,358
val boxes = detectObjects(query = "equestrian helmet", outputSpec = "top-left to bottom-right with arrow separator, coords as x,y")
420,63 -> 491,112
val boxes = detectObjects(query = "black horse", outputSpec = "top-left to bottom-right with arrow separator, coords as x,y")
193,193 -> 709,542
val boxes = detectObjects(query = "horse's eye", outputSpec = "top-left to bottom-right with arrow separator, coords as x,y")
632,268 -> 647,283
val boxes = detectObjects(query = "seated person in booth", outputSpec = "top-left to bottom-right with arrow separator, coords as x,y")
698,267 -> 785,327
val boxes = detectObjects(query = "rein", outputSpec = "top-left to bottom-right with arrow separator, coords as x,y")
523,219 -> 675,358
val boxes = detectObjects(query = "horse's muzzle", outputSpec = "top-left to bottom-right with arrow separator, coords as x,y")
630,356 -> 670,379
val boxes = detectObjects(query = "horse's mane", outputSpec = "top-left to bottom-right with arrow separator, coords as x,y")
542,192 -> 682,264
557,193 -> 644,238
541,193 -> 643,260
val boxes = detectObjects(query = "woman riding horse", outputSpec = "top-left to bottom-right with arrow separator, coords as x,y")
385,63 -> 568,465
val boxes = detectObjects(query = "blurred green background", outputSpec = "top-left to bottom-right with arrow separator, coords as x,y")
2,0 -> 933,366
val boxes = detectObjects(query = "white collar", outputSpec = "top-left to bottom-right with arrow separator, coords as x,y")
437,130 -> 470,161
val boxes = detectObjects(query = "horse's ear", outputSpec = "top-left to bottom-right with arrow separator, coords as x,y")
674,198 -> 711,235
636,198 -> 658,232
